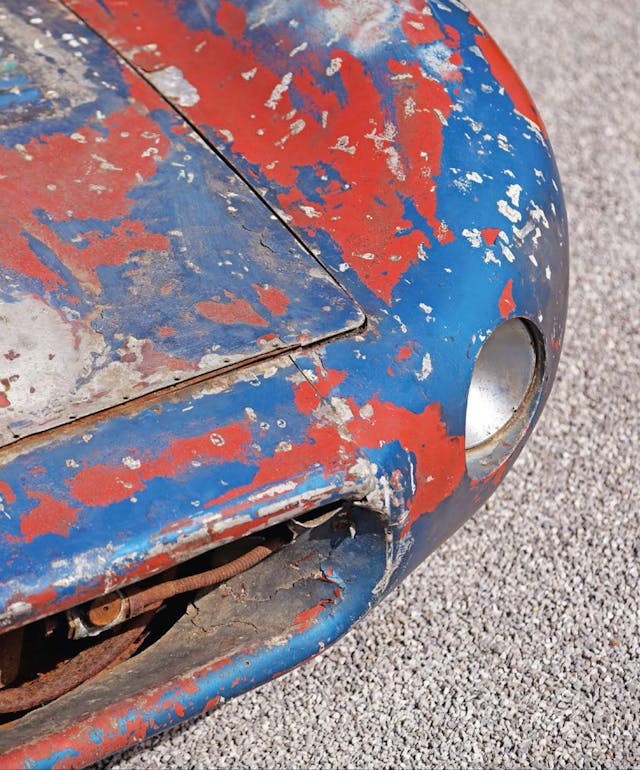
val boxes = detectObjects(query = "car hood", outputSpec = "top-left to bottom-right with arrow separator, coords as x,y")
0,6 -> 363,447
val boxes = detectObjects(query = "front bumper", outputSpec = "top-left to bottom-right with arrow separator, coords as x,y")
0,0 -> 568,764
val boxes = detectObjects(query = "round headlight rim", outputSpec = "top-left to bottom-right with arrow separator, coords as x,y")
465,316 -> 545,479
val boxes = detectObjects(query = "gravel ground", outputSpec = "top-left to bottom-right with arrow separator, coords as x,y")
102,1 -> 640,767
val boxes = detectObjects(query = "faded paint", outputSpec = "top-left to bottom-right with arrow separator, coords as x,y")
0,3 -> 363,446
0,0 -> 568,763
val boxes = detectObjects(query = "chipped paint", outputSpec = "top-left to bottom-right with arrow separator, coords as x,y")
0,0 -> 568,762
0,2 -> 363,446
147,65 -> 200,107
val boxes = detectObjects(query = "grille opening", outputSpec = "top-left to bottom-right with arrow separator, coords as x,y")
0,502 -> 351,723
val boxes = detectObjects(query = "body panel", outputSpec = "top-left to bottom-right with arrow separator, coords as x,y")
0,508 -> 388,766
0,0 -> 568,763
0,1 -> 363,446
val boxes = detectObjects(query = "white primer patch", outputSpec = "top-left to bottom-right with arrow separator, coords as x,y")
497,199 -> 522,223
265,72 -> 293,109
248,480 -> 297,503
289,41 -> 308,57
500,243 -> 516,263
462,227 -> 482,248
506,183 -> 522,207
326,57 -> 343,76
416,352 -> 433,381
148,65 -> 200,107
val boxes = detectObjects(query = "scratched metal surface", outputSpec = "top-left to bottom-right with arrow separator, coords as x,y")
0,508 -> 389,763
103,3 -> 637,767
0,0 -> 363,446
0,0 -> 569,765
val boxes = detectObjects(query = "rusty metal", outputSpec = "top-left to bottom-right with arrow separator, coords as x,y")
83,539 -> 283,635
0,613 -> 154,714
86,595 -> 123,629
0,536 -> 284,711
0,629 -> 23,689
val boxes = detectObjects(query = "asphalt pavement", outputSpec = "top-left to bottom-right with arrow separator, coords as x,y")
102,1 -> 640,767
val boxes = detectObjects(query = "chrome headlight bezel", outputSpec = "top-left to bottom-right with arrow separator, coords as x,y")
465,318 -> 545,479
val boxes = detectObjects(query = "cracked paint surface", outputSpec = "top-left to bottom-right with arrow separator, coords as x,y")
0,511 -> 385,766
0,1 -> 363,445
0,0 -> 568,764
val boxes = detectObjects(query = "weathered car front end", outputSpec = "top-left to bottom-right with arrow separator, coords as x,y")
0,0 -> 567,765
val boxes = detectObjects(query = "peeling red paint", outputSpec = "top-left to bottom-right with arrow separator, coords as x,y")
22,586 -> 58,607
401,3 -> 445,46
396,344 -> 414,362
293,599 -> 333,631
215,0 -> 246,41
68,465 -> 144,508
0,93 -> 171,292
18,492 -> 80,543
204,421 -> 357,515
253,284 -> 289,316
400,7 -> 461,81
204,377 -> 463,536
68,0 -> 454,304
69,422 -> 252,506
481,227 -> 502,245
470,460 -> 508,488
498,278 -> 516,319
196,293 -> 268,327
135,340 -> 197,379
0,481 -> 16,505
204,695 -> 222,712
119,551 -> 175,583
348,397 -> 465,532
293,368 -> 347,414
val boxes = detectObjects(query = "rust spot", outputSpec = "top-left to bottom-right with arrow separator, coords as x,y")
0,613 -> 153,714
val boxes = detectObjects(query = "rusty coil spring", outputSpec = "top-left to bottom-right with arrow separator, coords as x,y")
88,539 -> 282,630
0,537 -> 283,714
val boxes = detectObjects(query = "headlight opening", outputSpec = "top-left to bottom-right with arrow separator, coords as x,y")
465,317 -> 544,478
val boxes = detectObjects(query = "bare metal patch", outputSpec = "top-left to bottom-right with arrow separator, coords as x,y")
147,66 -> 200,107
